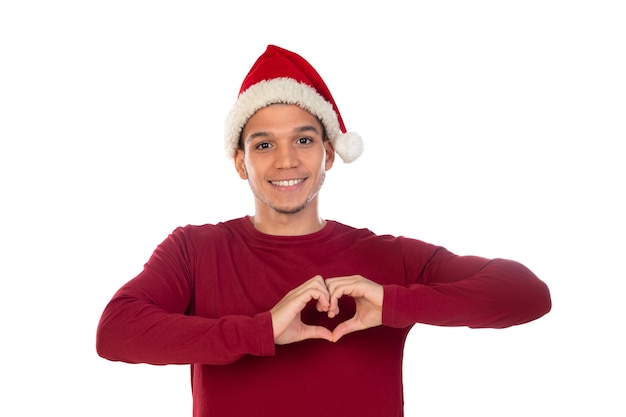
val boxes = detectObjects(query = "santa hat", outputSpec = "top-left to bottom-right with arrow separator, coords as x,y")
224,45 -> 363,163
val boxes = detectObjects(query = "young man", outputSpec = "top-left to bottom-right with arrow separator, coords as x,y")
96,45 -> 551,417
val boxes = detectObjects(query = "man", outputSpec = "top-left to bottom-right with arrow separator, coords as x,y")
96,45 -> 551,417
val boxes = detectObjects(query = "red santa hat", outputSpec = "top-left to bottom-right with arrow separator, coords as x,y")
224,45 -> 364,163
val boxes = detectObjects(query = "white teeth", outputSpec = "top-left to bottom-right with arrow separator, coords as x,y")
271,179 -> 303,187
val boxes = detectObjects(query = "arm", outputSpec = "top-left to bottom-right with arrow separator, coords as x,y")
96,228 -> 275,365
96,292 -> 275,365
383,243 -> 551,329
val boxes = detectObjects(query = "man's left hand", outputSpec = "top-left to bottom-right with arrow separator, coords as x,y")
324,275 -> 384,342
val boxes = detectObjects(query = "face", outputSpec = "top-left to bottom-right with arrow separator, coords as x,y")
235,104 -> 335,216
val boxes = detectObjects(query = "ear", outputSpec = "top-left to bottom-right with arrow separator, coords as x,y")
324,140 -> 335,171
234,149 -> 248,179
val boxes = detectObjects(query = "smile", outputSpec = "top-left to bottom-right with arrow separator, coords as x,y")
270,179 -> 305,187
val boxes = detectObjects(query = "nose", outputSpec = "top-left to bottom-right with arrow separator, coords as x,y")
273,144 -> 298,169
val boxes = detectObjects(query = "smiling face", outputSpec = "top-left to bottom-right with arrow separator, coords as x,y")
235,104 -> 335,222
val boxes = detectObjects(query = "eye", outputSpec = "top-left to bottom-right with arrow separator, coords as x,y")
255,142 -> 271,150
296,137 -> 313,145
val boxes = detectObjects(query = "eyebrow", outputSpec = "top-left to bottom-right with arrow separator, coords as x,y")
244,125 -> 321,143
294,125 -> 321,135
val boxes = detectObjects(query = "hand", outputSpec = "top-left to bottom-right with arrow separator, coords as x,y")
325,275 -> 384,342
270,276 -> 334,345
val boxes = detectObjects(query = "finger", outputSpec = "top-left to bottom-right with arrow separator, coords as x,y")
301,324 -> 333,343
326,280 -> 351,318
327,294 -> 341,318
309,275 -> 329,290
289,275 -> 326,292
313,288 -> 330,313
295,287 -> 330,313
325,278 -> 343,319
271,288 -> 330,333
331,317 -> 362,342
307,276 -> 331,300
315,296 -> 330,313
296,276 -> 331,298
327,276 -> 383,310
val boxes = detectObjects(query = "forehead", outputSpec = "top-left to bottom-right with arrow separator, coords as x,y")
243,104 -> 322,133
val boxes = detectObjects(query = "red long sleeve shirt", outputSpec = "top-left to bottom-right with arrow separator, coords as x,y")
96,217 -> 551,417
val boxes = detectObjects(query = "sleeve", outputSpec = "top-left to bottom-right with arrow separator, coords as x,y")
382,239 -> 551,329
95,227 -> 276,366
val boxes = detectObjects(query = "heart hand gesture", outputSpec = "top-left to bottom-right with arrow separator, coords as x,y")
270,275 -> 383,345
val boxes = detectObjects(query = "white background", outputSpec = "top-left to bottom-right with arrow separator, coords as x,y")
1,1 -> 624,416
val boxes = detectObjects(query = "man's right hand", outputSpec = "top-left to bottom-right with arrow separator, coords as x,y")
269,276 -> 333,345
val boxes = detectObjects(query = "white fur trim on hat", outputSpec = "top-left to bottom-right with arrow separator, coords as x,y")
224,77 -> 363,163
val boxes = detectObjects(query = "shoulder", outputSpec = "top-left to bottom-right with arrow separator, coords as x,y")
166,218 -> 248,246
328,220 -> 441,254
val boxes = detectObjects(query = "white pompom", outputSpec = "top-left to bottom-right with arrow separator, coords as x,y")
333,132 -> 364,163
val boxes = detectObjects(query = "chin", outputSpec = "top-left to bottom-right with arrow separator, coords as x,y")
273,205 -> 307,215
270,199 -> 311,215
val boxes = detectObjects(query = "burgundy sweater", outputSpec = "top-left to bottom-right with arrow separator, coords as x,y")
96,217 -> 551,417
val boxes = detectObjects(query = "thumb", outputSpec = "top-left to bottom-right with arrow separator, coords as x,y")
331,317 -> 362,342
301,324 -> 333,343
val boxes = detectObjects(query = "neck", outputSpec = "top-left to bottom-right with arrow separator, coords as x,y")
250,206 -> 326,236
